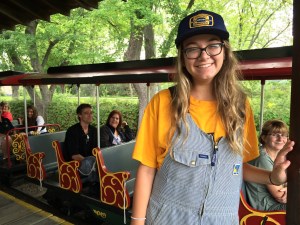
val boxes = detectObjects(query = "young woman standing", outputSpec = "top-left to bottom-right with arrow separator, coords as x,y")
130,10 -> 294,225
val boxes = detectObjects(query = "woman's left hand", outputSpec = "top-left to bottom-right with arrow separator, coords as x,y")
271,140 -> 294,185
275,187 -> 287,203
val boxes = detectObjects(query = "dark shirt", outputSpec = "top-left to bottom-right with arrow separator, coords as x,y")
100,124 -> 134,148
0,117 -> 14,134
64,123 -> 97,161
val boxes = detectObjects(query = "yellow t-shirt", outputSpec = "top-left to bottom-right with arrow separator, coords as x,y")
132,89 -> 259,169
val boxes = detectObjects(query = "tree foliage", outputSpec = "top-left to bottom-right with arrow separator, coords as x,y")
243,80 -> 291,132
0,0 -> 293,123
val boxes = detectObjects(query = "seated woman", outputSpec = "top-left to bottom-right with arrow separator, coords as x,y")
24,105 -> 47,134
0,106 -> 14,159
100,110 -> 134,148
245,119 -> 288,211
1,101 -> 13,122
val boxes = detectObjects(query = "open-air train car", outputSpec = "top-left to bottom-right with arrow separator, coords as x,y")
0,45 -> 293,224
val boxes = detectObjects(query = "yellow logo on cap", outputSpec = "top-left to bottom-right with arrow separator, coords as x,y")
189,14 -> 214,28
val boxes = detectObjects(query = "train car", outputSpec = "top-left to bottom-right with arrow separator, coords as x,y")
1,1 -> 299,224
0,71 -> 64,186
1,45 -> 291,224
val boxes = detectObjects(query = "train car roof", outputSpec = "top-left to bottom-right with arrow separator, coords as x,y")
20,57 -> 177,85
0,46 -> 292,86
0,0 -> 103,31
0,71 -> 29,86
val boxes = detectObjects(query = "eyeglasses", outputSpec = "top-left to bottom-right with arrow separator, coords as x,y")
268,133 -> 288,139
183,43 -> 224,59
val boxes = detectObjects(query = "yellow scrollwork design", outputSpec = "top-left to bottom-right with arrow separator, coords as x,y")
27,153 -> 45,180
239,192 -> 285,225
48,128 -> 56,133
11,134 -> 26,161
59,163 -> 81,193
52,141 -> 82,193
240,213 -> 284,225
101,173 -> 128,207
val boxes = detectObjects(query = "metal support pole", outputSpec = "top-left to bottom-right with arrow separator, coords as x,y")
96,85 -> 100,148
33,86 -> 36,106
77,84 -> 80,106
259,80 -> 265,133
147,83 -> 150,103
23,87 -> 28,135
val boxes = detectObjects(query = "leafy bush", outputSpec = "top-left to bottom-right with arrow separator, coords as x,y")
6,79 -> 292,136
8,95 -> 139,134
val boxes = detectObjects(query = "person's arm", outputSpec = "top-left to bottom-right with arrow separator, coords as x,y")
131,164 -> 156,225
271,139 -> 294,184
6,112 -> 13,122
270,186 -> 287,204
243,140 -> 294,185
91,126 -> 98,149
100,126 -> 114,147
71,154 -> 85,161
122,121 -> 135,142
65,126 -> 82,161
36,116 -> 45,132
243,163 -> 270,184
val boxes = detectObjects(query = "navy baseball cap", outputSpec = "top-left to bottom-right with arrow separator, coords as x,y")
175,10 -> 229,48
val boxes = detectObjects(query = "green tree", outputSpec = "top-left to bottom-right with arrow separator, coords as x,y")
0,0 -> 293,121
243,79 -> 291,132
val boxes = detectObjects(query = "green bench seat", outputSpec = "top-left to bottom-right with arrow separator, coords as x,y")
28,131 -> 66,174
101,141 -> 139,195
91,140 -> 138,209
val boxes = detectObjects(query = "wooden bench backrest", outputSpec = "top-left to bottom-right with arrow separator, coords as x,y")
52,140 -> 82,193
101,141 -> 138,178
239,181 -> 286,225
28,131 -> 66,169
23,134 -> 46,180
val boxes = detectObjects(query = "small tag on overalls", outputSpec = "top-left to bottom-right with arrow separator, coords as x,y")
199,154 -> 209,159
233,164 -> 241,175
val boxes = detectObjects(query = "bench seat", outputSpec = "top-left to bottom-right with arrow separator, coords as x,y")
16,131 -> 66,181
93,141 -> 138,209
51,140 -> 138,209
28,131 -> 66,173
52,141 -> 83,193
239,181 -> 286,225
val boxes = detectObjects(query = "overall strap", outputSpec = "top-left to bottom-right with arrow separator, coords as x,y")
168,85 -> 176,98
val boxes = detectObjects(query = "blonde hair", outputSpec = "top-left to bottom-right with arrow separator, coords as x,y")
170,41 -> 247,155
259,119 -> 289,145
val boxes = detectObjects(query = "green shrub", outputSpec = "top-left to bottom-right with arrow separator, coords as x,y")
8,94 -> 139,134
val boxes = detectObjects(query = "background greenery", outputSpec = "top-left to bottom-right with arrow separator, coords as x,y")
0,0 -> 293,136
244,80 -> 291,132
2,79 -> 291,136
0,0 -> 293,127
5,92 -> 139,133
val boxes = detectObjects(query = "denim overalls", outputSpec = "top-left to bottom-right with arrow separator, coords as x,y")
146,114 -> 243,225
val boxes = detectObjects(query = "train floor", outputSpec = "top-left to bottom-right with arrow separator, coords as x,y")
0,181 -> 96,225
0,189 -> 73,225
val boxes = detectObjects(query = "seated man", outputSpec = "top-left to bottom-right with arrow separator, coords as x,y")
245,119 -> 288,211
64,103 -> 98,183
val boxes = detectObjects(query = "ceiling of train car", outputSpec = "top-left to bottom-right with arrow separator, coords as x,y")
0,0 -> 102,30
